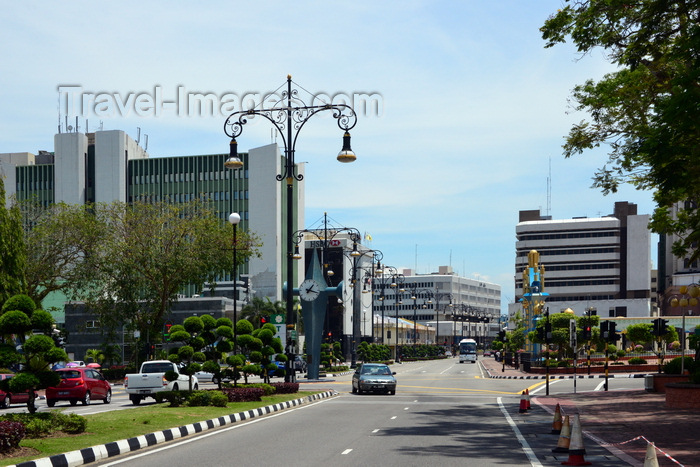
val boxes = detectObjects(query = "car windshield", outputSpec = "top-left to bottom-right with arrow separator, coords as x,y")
59,370 -> 82,379
362,366 -> 391,375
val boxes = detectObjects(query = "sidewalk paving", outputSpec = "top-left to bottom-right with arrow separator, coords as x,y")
481,356 -> 699,466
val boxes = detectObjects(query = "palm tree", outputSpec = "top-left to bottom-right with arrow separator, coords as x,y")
240,297 -> 275,327
85,348 -> 104,365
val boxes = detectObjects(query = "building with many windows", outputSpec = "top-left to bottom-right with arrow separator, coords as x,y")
513,201 -> 652,319
372,266 -> 501,350
1,129 -> 304,316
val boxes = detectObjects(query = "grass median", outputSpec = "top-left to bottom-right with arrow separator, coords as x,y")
3,391 -> 321,466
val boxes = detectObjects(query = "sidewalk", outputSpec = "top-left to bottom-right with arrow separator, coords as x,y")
481,356 -> 699,466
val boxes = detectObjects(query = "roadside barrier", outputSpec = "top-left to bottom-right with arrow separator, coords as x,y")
600,436 -> 683,467
552,415 -> 571,453
561,414 -> 591,466
519,391 -> 528,413
551,403 -> 563,434
525,388 -> 531,410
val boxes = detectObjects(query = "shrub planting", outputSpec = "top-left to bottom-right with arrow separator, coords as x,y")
0,420 -> 25,453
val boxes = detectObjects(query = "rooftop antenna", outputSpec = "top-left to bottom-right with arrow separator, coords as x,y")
546,156 -> 552,217
136,127 -> 141,145
144,135 -> 148,151
75,116 -> 79,133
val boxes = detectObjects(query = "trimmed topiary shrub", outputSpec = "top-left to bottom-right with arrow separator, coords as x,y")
210,392 -> 229,407
270,382 -> 299,394
628,357 -> 648,365
663,356 -> 696,375
0,420 -> 25,453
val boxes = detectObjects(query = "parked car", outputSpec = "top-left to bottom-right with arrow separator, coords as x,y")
352,363 -> 397,395
45,368 -> 112,407
293,355 -> 307,373
0,374 -> 31,408
194,371 -> 231,384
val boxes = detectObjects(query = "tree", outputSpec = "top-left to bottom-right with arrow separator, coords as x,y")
0,294 -> 66,413
0,176 -> 26,306
541,1 -> 700,261
19,201 -> 106,307
75,199 -> 259,354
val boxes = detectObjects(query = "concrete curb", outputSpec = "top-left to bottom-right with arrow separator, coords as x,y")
12,390 -> 338,467
487,373 -> 650,379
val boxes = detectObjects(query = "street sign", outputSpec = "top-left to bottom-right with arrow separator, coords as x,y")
271,313 -> 285,341
569,319 -> 577,348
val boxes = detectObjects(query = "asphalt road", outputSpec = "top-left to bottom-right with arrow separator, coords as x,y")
86,358 -> 645,467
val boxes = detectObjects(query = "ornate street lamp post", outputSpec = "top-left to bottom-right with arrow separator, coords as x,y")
224,76 -> 358,383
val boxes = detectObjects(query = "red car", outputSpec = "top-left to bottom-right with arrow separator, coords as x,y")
46,368 -> 112,407
0,374 -> 31,408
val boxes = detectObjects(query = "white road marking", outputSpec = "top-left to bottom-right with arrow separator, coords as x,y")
497,397 -> 543,467
341,449 -> 353,455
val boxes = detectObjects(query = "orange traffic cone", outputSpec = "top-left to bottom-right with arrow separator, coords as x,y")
552,415 -> 570,453
525,388 -> 531,410
643,442 -> 659,467
562,414 -> 591,465
551,403 -> 563,434
519,391 -> 528,413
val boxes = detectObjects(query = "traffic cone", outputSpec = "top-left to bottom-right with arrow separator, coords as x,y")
561,414 -> 591,465
551,403 -> 563,434
552,415 -> 570,453
519,391 -> 528,413
643,442 -> 659,467
525,388 -> 531,410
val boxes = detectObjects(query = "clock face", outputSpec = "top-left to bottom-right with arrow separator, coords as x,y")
299,279 -> 321,301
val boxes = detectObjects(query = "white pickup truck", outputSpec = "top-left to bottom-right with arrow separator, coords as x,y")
124,360 -> 198,405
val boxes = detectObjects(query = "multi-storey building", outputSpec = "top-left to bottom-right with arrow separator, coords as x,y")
1,130 -> 307,339
513,201 -> 652,318
372,266 -> 501,349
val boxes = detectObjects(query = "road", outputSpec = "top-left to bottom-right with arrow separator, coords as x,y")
76,358 -> 644,467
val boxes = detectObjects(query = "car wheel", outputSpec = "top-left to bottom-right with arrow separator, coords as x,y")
130,395 -> 142,405
194,384 -> 199,390
47,399 -> 56,408
352,385 -> 357,394
103,390 -> 112,404
82,391 -> 91,406
212,376 -> 220,385
1,395 -> 9,408
172,384 -> 179,391
389,390 -> 395,395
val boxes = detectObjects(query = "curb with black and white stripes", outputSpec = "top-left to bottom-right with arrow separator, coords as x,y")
487,372 -> 651,380
12,390 -> 338,467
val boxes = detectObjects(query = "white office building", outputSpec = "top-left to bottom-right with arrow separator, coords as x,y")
514,202 -> 652,318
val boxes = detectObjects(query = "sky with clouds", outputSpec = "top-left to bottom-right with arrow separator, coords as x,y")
1,1 -> 657,312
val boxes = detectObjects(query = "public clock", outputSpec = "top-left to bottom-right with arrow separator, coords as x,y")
299,279 -> 321,301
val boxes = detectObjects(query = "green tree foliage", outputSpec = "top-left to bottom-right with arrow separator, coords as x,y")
19,202 -> 106,307
0,294 -> 66,413
541,1 -> 700,261
0,177 -> 26,305
58,199 -> 261,356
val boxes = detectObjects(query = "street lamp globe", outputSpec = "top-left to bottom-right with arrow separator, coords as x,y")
228,212 -> 241,226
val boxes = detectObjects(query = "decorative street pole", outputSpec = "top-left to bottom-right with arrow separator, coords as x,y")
228,212 -> 240,387
224,76 -> 358,383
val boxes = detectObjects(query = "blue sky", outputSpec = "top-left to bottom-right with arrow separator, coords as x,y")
1,2 -> 657,313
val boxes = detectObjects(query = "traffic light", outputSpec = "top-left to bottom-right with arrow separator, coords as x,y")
163,323 -> 172,342
651,318 -> 668,336
583,326 -> 592,341
536,326 -> 546,341
607,322 -> 617,343
260,316 -> 268,325
498,330 -> 506,342
600,321 -> 609,340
